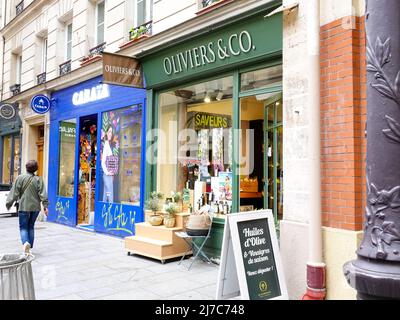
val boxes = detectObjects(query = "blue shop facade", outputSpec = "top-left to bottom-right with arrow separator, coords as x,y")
48,76 -> 146,237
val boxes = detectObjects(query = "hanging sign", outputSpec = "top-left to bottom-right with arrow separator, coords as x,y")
194,112 -> 232,130
216,210 -> 288,300
0,104 -> 16,120
103,52 -> 144,88
30,94 -> 51,114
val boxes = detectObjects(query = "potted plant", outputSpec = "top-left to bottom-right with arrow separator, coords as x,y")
145,192 -> 164,226
171,191 -> 183,212
164,202 -> 178,228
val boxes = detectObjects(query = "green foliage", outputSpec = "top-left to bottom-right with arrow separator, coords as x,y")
165,202 -> 178,217
145,191 -> 164,213
171,191 -> 182,203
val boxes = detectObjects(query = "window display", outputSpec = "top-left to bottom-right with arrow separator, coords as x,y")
2,136 -> 12,184
58,119 -> 77,197
100,105 -> 142,205
78,115 -> 97,225
157,76 -> 233,215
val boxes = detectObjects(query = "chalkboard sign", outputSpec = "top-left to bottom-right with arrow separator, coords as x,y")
216,210 -> 288,300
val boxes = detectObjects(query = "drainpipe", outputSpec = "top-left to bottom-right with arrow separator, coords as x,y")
302,0 -> 326,300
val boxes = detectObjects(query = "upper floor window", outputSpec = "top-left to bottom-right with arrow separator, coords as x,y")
134,0 -> 152,27
15,54 -> 22,84
96,0 -> 105,45
66,23 -> 73,61
41,37 -> 48,73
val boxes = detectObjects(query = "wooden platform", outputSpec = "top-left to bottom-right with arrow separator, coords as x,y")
125,212 -> 192,263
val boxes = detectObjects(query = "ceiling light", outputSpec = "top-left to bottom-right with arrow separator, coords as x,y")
216,91 -> 224,101
204,92 -> 211,103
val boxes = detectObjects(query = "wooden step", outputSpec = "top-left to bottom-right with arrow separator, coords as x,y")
125,234 -> 192,263
135,222 -> 182,242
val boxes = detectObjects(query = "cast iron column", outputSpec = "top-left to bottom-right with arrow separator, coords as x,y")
343,0 -> 400,300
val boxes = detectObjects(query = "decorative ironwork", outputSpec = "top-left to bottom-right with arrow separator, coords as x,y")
343,0 -> 400,300
16,1 -> 24,16
59,60 -> 71,76
201,0 -> 221,9
10,84 -> 21,96
89,42 -> 107,56
37,72 -> 46,85
128,21 -> 152,41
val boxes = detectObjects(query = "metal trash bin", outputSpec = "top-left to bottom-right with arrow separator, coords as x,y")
0,254 -> 35,300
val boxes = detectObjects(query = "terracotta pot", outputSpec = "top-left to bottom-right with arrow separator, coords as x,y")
148,214 -> 163,226
163,216 -> 176,228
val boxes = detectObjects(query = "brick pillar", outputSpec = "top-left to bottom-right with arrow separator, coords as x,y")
320,16 -> 367,232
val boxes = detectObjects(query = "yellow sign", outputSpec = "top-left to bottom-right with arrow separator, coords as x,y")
194,112 -> 231,130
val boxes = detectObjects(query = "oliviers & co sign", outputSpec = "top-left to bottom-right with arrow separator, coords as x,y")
103,52 -> 144,88
163,31 -> 255,76
141,11 -> 282,88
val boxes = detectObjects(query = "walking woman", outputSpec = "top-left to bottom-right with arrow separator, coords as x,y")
6,160 -> 49,254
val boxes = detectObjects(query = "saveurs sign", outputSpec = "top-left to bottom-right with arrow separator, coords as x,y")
163,30 -> 255,76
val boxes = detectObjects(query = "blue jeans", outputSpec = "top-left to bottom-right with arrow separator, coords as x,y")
19,212 -> 40,248
103,175 -> 114,202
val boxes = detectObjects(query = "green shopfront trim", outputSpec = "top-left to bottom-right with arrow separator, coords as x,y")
143,8 -> 283,261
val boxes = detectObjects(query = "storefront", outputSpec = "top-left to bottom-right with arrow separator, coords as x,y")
0,103 -> 22,191
141,5 -> 283,259
47,76 -> 147,237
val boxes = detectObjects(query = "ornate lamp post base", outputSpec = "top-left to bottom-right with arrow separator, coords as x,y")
343,0 -> 400,300
344,258 -> 400,300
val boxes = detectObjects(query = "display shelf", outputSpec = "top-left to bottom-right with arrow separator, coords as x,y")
125,212 -> 191,263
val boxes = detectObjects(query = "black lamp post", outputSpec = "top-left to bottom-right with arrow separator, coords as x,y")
343,0 -> 400,300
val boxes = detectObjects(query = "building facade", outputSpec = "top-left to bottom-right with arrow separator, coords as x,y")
0,0 -> 369,300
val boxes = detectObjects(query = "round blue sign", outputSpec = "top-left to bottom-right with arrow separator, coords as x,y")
30,94 -> 51,114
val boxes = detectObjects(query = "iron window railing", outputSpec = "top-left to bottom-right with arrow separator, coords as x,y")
16,1 -> 24,16
10,84 -> 21,96
201,0 -> 221,8
89,42 -> 107,56
37,72 -> 46,85
59,60 -> 71,76
129,21 -> 152,41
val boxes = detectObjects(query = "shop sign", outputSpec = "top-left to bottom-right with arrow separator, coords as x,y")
0,104 -> 16,120
30,95 -> 51,114
103,52 -> 144,88
141,11 -> 282,88
163,31 -> 255,76
72,84 -> 110,106
216,210 -> 288,300
194,112 -> 231,130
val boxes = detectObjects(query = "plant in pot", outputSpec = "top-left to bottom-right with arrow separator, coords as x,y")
171,191 -> 183,212
164,202 -> 178,228
145,192 -> 164,226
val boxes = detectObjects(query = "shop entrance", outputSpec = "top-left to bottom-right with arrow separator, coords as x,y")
77,114 -> 98,227
239,92 -> 283,220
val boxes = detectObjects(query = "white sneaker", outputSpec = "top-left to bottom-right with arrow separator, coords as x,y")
23,242 -> 31,255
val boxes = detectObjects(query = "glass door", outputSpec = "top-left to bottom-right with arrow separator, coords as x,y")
264,95 -> 283,221
77,114 -> 98,226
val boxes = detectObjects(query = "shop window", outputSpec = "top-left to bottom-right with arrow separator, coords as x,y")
58,119 -> 77,198
100,105 -> 143,206
1,135 -> 20,185
2,136 -> 12,184
157,76 -> 234,214
240,65 -> 282,92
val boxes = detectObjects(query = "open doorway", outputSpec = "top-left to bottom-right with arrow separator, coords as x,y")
77,114 -> 98,228
239,92 -> 283,221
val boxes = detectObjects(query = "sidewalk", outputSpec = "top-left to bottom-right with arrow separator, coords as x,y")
0,215 -> 219,300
